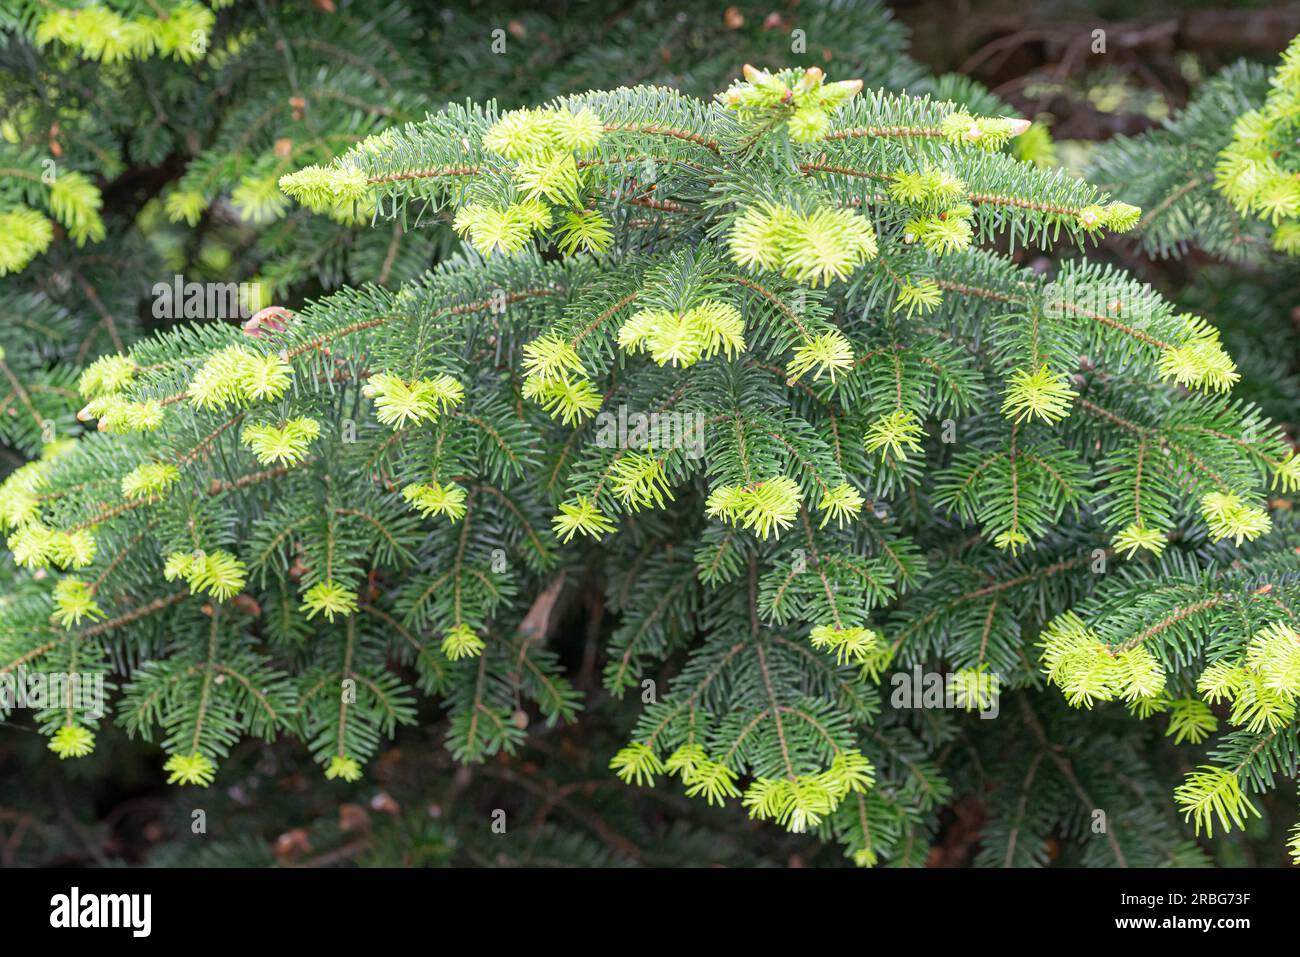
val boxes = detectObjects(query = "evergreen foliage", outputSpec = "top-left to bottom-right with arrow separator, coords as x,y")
1,0 -> 1298,868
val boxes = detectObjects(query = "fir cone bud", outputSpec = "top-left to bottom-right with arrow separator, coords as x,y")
242,305 -> 294,340
274,828 -> 312,863
338,803 -> 370,834
369,792 -> 401,815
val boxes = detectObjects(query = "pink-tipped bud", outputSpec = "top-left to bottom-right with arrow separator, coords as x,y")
1005,118 -> 1032,137
803,66 -> 824,86
77,405 -> 94,423
243,305 -> 294,339
836,79 -> 863,96
742,63 -> 764,83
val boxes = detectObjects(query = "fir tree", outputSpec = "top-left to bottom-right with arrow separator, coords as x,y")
1,1 -> 1298,868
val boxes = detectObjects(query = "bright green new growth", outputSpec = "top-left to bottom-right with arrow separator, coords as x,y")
0,172 -> 104,276
48,723 -> 96,759
1215,35 -> 1300,253
0,207 -> 55,275
34,1 -> 216,65
722,64 -> 863,143
241,418 -> 320,467
164,549 -> 248,601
